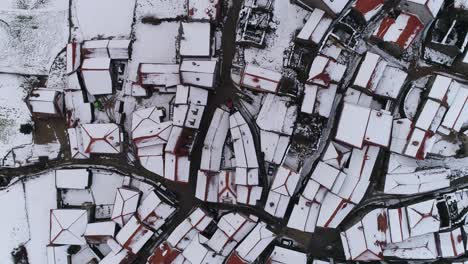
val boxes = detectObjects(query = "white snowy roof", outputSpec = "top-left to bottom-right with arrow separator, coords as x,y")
269,246 -> 307,264
111,188 -> 140,226
241,64 -> 282,93
81,58 -> 113,95
230,111 -> 259,170
336,103 -> 392,148
116,216 -> 154,254
50,209 -> 88,245
201,107 -> 230,171
439,228 -> 464,258
353,52 -> 381,89
322,141 -> 351,169
287,195 -> 321,233
307,55 -> 346,87
383,233 -> 438,260
335,103 -> 370,148
407,199 -> 440,237
365,109 -> 393,147
296,8 -> 332,44
384,168 -> 450,195
180,22 -> 211,57
84,221 -> 116,237
260,131 -> 290,165
373,12 -> 423,49
66,43 -> 81,74
256,94 -> 297,135
234,222 -> 276,263
137,191 -> 162,221
138,63 -> 181,87
441,87 -> 468,132
167,208 -> 213,248
80,123 -> 121,154
316,192 -> 354,228
429,75 -> 452,102
180,59 -> 218,88
301,84 -> 317,114
415,99 -> 441,131
55,169 -> 90,189
388,208 -> 410,243
341,209 -> 387,261
311,161 -> 340,190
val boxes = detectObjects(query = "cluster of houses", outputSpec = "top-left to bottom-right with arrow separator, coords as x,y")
47,168 -> 177,263
340,191 -> 468,262
146,208 -> 310,264
196,106 -> 264,205
130,85 -> 208,182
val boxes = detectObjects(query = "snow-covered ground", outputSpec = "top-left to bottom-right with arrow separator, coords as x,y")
23,173 -> 57,264
135,0 -> 187,19
0,182 -> 29,264
0,74 -> 33,161
0,0 -> 68,10
0,9 -> 68,75
72,0 -> 135,40
0,172 -> 57,264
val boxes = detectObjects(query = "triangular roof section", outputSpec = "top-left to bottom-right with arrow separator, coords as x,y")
50,209 -> 88,245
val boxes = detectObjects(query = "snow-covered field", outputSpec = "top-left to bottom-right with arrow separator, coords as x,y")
72,0 -> 135,40
0,182 -> 29,264
0,172 -> 57,264
135,0 -> 186,19
0,9 -> 68,75
0,74 -> 33,161
0,0 -> 68,10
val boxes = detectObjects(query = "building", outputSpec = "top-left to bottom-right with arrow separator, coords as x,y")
384,233 -> 439,260
256,94 -> 296,164
172,85 -> 208,129
335,102 -> 393,148
352,52 -> 408,99
399,0 -> 444,23
180,58 -> 218,89
50,209 -> 89,245
268,246 -> 307,264
264,166 -> 301,218
67,42 -> 81,74
55,169 -> 90,189
226,222 -> 276,264
293,0 -> 350,17
240,64 -> 282,93
27,88 -> 64,118
111,187 -> 141,226
372,12 -> 424,56
137,191 -> 176,230
81,58 -> 114,95
78,123 -> 122,154
180,22 -> 211,57
352,0 -> 385,22
116,216 -> 154,254
341,209 -> 387,261
84,222 -> 117,244
296,8 -> 333,46
200,107 -> 230,172
137,63 -> 180,89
